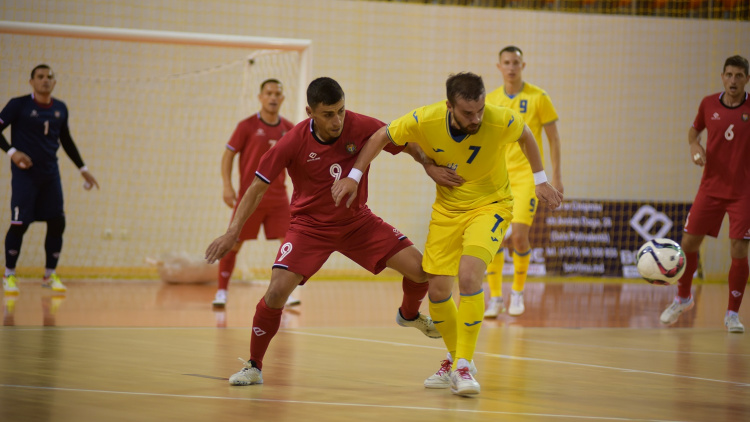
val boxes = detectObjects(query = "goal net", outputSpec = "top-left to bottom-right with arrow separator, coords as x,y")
0,22 -> 310,280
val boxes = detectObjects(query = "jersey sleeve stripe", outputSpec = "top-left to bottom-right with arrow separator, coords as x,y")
226,144 -> 236,152
255,171 -> 271,184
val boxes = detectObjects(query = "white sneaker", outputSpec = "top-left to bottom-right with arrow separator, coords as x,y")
660,296 -> 694,325
424,353 -> 477,389
508,290 -> 525,316
396,310 -> 441,339
450,359 -> 480,396
483,296 -> 505,318
212,289 -> 227,308
228,358 -> 263,385
285,294 -> 301,307
725,313 -> 745,333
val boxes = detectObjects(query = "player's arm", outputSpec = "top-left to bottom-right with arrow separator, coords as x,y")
403,142 -> 464,187
205,176 -> 269,263
517,124 -> 562,209
688,126 -> 705,167
331,125 -> 391,208
543,122 -> 563,193
0,101 -> 33,169
221,148 -> 238,207
59,122 -> 99,190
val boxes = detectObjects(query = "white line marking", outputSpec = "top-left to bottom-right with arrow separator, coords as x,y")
517,338 -> 750,357
0,384 -> 686,422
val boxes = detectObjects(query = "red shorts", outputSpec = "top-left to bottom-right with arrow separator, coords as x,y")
234,198 -> 290,241
271,210 -> 414,284
684,190 -> 750,240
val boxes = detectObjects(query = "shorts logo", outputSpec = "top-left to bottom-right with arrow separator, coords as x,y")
711,112 -> 720,120
346,143 -> 357,154
743,114 -> 749,122
253,327 -> 267,336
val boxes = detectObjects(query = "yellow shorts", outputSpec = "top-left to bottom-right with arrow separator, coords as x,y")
508,167 -> 538,227
422,200 -> 513,276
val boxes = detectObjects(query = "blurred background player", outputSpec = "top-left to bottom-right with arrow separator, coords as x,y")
213,78 -> 300,308
0,64 -> 99,295
206,77 -> 439,386
659,55 -> 750,334
334,72 -> 563,396
484,46 -> 564,317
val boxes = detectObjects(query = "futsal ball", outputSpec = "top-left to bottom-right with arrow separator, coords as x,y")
636,238 -> 686,285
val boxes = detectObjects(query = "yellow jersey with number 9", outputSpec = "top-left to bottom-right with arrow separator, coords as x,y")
486,82 -> 558,172
386,101 -> 524,213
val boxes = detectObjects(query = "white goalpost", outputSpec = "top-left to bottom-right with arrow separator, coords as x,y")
0,21 -> 312,278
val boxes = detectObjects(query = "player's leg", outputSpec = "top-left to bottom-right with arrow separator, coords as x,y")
484,246 -> 505,318
724,198 -> 750,333
509,222 -> 532,316
214,241 -> 242,307
507,180 -> 537,317
230,267 -> 303,386
3,175 -> 37,294
35,177 -> 67,292
384,244 -> 437,337
229,225 -> 332,385
661,193 -> 723,325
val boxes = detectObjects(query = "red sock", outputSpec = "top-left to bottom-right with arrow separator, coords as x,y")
728,257 -> 749,312
218,250 -> 237,290
677,251 -> 699,299
249,298 -> 283,370
399,277 -> 428,320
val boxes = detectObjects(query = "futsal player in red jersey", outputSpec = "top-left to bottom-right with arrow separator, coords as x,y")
660,55 -> 750,333
205,77 -> 440,385
212,79 -> 298,308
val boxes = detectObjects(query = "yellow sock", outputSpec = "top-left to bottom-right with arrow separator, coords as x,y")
512,249 -> 531,292
429,295 -> 458,357
454,289 -> 484,368
486,249 -> 504,298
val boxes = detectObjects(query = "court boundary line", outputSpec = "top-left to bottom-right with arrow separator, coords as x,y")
0,384 -> 686,422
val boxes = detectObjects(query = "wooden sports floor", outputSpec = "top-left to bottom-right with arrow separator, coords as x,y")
1,278 -> 748,422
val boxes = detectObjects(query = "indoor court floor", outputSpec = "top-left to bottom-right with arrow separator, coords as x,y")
1,278 -> 748,422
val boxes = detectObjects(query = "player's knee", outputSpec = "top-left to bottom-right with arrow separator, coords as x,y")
46,216 -> 66,237
7,223 -> 30,237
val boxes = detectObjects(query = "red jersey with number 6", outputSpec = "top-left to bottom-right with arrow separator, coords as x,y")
227,113 -> 294,205
255,110 -> 404,227
692,92 -> 750,199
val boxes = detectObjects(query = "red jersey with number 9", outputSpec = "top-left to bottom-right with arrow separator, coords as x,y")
255,110 -> 404,227
692,92 -> 750,199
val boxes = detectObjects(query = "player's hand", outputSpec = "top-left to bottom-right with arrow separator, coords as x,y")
551,176 -> 564,194
690,142 -> 706,167
205,232 -> 238,264
535,182 -> 563,210
10,150 -> 32,169
223,186 -> 237,208
331,177 -> 358,208
81,170 -> 99,190
425,163 -> 465,187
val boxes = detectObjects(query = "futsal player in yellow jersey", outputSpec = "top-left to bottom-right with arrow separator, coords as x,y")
484,46 -> 564,318
332,73 -> 562,396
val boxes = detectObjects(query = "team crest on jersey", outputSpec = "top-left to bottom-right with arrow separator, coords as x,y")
345,143 -> 357,154
742,114 -> 749,122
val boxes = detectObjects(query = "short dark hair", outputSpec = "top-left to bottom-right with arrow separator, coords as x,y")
724,55 -> 749,75
446,72 -> 485,104
306,77 -> 344,108
260,78 -> 282,93
30,64 -> 51,79
499,45 -> 523,59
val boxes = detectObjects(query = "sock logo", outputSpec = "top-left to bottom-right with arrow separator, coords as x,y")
464,320 -> 482,327
8,249 -> 18,256
253,327 -> 266,336
731,290 -> 743,298
220,271 -> 231,278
